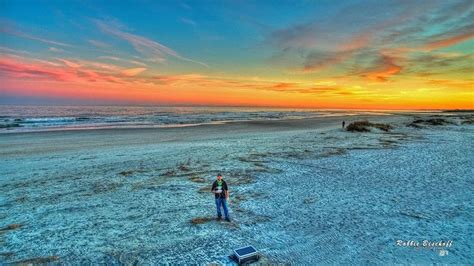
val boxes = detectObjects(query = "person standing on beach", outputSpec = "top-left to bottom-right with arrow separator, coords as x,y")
211,174 -> 230,222
342,120 -> 345,129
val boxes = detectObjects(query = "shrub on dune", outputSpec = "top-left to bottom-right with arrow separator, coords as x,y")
346,120 -> 392,132
408,118 -> 454,126
346,121 -> 371,132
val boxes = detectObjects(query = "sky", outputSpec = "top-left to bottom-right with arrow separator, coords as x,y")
0,0 -> 473,109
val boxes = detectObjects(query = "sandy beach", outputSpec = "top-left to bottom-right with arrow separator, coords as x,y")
0,112 -> 473,264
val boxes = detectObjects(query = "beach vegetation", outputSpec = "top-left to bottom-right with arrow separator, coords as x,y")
346,120 -> 393,132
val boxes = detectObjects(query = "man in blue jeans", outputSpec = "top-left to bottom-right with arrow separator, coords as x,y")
211,173 -> 230,222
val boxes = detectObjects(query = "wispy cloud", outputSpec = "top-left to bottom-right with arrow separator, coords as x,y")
98,55 -> 147,67
0,26 -> 72,47
48,47 -> 65,53
181,18 -> 197,27
88,39 -> 111,48
0,46 -> 32,55
95,20 -> 209,68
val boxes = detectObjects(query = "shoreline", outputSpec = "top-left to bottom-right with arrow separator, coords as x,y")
0,109 -> 453,135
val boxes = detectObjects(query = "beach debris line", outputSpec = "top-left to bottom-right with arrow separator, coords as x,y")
346,120 -> 393,132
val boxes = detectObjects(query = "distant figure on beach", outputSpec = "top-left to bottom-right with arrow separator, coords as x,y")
211,173 -> 230,222
342,120 -> 345,129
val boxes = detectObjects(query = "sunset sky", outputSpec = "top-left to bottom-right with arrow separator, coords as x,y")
0,0 -> 473,109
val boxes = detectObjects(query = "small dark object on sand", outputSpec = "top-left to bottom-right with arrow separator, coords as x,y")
230,246 -> 260,264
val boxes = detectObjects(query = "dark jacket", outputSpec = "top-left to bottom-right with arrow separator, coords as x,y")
211,179 -> 228,199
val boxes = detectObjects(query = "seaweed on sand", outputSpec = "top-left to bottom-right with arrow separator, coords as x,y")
130,176 -> 169,191
178,158 -> 193,172
188,175 -> 206,183
162,169 -> 176,177
178,164 -> 190,172
118,170 -> 134,176
0,224 -> 22,232
92,181 -> 122,194
190,217 -> 215,225
319,148 -> 346,158
238,152 -> 269,163
198,186 -> 212,193
303,197 -> 317,204
13,256 -> 60,264
379,139 -> 399,147
399,210 -> 427,220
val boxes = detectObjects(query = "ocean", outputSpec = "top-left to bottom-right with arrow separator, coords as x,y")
0,105 -> 395,133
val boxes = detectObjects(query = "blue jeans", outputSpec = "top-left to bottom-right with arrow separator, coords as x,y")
215,197 -> 229,219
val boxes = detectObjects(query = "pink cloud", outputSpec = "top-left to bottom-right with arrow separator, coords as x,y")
0,57 -> 74,81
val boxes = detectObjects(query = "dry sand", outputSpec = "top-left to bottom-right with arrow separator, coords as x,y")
0,112 -> 472,264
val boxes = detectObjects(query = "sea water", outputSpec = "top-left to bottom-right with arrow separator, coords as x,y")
0,105 -> 395,133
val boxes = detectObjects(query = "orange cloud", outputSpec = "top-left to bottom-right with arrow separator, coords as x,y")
363,55 -> 402,82
154,74 -> 208,84
426,79 -> 474,90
